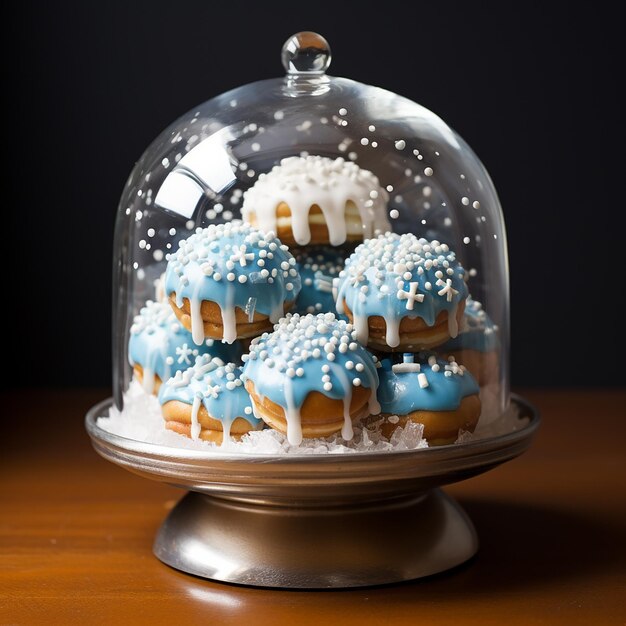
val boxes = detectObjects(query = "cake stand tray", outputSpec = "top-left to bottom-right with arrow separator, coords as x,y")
85,394 -> 539,588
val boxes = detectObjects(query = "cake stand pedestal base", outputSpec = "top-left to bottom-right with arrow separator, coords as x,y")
153,488 -> 477,588
87,396 -> 539,590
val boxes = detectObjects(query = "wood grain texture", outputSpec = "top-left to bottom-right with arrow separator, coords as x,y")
1,389 -> 625,625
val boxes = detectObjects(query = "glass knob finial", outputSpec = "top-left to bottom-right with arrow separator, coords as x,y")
281,32 -> 331,75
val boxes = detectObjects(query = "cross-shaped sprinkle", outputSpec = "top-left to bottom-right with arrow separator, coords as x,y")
206,384 -> 220,399
230,245 -> 255,267
437,278 -> 459,302
397,282 -> 424,310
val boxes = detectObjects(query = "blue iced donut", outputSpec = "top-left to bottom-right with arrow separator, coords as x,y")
439,297 -> 499,384
164,220 -> 301,346
128,300 -> 242,394
437,296 -> 500,385
241,312 -> 381,445
294,247 -> 345,315
374,353 -> 481,445
439,297 -> 498,352
159,355 -> 262,445
335,233 -> 468,351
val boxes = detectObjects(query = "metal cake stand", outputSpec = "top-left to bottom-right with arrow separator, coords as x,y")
85,394 -> 539,588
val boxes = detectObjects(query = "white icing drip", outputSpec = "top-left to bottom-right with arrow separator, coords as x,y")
353,313 -> 369,344
335,290 -> 345,313
385,318 -> 401,348
277,210 -> 364,236
190,281 -> 205,346
242,156 -> 390,246
221,283 -> 237,344
283,376 -> 303,446
291,203 -> 315,245
331,365 -> 354,441
448,301 -> 459,338
270,300 -> 283,324
190,394 -> 202,440
385,296 -> 400,348
363,365 -> 381,415
141,366 -> 156,394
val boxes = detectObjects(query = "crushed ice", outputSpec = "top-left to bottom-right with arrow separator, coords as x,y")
96,380 -> 527,455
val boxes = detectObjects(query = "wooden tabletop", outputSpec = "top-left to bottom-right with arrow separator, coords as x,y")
1,389 -> 625,625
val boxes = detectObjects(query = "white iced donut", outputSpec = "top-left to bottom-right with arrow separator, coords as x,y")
242,155 -> 390,246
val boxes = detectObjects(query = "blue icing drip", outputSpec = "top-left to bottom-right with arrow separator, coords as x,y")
158,355 -> 261,431
164,220 -> 301,344
377,353 -> 479,414
241,313 -> 379,410
335,233 -> 468,347
439,297 -> 499,353
294,247 -> 345,316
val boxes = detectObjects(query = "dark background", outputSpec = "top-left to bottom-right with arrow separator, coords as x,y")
5,1 -> 624,389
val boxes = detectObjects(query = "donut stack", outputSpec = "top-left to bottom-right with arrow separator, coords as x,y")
129,155 -> 494,446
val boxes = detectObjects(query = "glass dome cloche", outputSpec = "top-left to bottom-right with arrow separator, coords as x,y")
112,30 -> 510,448
88,31 -> 539,588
